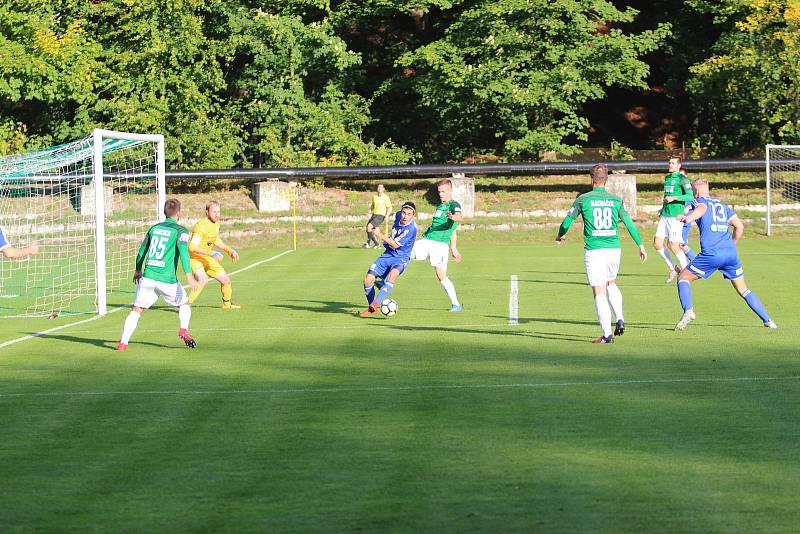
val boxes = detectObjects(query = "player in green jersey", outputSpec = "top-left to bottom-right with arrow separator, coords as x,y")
411,179 -> 464,311
556,164 -> 648,343
116,198 -> 199,351
655,156 -> 694,282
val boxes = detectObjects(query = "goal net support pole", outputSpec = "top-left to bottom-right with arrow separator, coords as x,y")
765,144 -> 800,237
0,129 -> 165,318
92,129 -> 165,315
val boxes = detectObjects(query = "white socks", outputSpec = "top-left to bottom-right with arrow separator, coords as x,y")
440,277 -> 460,306
607,283 -> 624,322
656,247 -> 675,271
120,310 -> 141,344
674,250 -> 688,269
179,304 -> 192,329
594,294 -> 613,337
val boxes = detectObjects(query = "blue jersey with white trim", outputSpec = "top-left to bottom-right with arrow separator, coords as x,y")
691,196 -> 736,252
383,211 -> 417,260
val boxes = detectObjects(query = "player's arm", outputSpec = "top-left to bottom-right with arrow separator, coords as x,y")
213,237 -> 239,262
665,177 -> 695,203
556,199 -> 580,243
449,229 -> 461,263
177,232 -> 199,290
1,242 -> 39,259
729,214 -> 744,243
372,226 -> 400,249
677,203 -> 706,223
445,203 -> 463,223
133,233 -> 149,282
188,222 -> 209,257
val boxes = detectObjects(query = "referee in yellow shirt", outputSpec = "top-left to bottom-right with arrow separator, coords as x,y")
363,184 -> 392,249
187,200 -> 240,309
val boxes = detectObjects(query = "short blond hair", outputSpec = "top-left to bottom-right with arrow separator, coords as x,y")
205,200 -> 220,211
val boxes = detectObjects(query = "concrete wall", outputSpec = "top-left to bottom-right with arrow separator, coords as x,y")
606,173 -> 638,217
252,180 -> 297,212
449,173 -> 475,218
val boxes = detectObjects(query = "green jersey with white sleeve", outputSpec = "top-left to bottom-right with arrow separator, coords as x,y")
557,187 -> 643,250
422,199 -> 461,243
134,218 -> 192,283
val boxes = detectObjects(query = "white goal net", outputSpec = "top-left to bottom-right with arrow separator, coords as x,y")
766,144 -> 800,236
0,129 -> 165,317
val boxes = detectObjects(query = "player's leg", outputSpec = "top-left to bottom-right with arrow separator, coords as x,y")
363,272 -> 377,307
374,267 -> 402,306
187,258 -> 210,304
675,269 -> 700,331
214,271 -> 239,309
360,258 -> 390,316
431,241 -> 461,311
601,249 -> 624,335
666,218 -> 689,270
585,249 -> 614,343
607,279 -> 625,336
667,239 -> 688,270
654,218 -> 677,281
729,276 -> 776,328
680,222 -> 697,261
161,280 -> 196,347
364,220 -> 374,248
118,279 -> 159,350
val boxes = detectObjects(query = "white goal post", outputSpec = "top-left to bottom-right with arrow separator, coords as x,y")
0,129 -> 165,317
765,144 -> 800,236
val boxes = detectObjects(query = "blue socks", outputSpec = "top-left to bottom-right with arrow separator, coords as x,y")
375,281 -> 395,305
684,247 -> 697,261
677,279 -> 693,311
742,290 -> 770,322
364,283 -> 375,305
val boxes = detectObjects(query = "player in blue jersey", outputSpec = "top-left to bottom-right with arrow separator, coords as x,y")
674,179 -> 777,331
359,202 -> 418,317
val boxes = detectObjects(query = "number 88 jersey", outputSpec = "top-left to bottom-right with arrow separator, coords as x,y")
565,187 -> 632,250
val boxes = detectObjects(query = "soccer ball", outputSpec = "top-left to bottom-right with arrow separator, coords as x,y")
380,298 -> 398,317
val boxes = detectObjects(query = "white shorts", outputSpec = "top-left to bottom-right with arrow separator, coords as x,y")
655,216 -> 684,242
133,277 -> 189,309
584,248 -> 621,287
412,238 -> 449,269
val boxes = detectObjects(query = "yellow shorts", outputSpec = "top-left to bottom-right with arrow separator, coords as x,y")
190,256 -> 226,278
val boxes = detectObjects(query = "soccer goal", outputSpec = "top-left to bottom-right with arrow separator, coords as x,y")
0,129 -> 165,318
765,144 -> 800,236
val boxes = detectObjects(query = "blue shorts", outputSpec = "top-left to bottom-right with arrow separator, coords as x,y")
687,248 -> 743,280
368,254 -> 409,279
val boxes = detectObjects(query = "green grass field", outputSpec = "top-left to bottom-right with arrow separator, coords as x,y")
1,240 -> 799,532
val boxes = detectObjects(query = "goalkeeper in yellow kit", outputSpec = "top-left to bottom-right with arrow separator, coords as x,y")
187,200 -> 240,309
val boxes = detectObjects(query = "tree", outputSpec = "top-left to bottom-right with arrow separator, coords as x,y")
686,0 -> 800,154
0,0 -> 101,154
373,0 -> 668,161
223,8 -> 414,167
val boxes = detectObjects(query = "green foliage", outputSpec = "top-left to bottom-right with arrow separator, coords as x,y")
602,140 -> 635,161
378,0 -> 669,160
5,0 -> 790,163
686,0 -> 800,154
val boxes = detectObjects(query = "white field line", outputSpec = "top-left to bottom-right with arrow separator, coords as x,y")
1,375 -> 799,399
0,308 -> 126,350
0,249 -> 295,351
226,249 -> 294,276
508,275 -> 519,326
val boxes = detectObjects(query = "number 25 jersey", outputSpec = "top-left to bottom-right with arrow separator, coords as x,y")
134,218 -> 192,283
